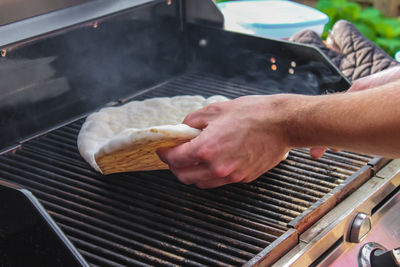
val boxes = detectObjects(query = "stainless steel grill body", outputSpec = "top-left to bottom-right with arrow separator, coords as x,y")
0,1 -> 393,266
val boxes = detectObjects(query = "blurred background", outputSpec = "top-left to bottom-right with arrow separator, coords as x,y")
216,0 -> 400,60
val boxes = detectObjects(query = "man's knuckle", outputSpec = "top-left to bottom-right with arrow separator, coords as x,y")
184,112 -> 194,122
178,176 -> 193,185
196,145 -> 215,162
210,165 -> 229,178
204,103 -> 221,113
229,173 -> 245,183
195,183 -> 208,189
242,177 -> 255,184
165,157 -> 177,168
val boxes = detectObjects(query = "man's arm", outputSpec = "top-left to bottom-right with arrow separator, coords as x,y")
158,80 -> 400,188
287,80 -> 400,157
309,66 -> 400,158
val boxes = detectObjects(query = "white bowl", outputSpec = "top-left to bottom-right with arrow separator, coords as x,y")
217,0 -> 329,39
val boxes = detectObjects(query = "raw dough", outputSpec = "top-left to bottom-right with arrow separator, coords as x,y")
77,95 -> 229,174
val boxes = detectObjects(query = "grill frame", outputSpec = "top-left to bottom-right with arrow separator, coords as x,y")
0,1 -> 387,265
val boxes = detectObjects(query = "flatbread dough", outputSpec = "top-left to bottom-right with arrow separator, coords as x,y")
77,95 -> 230,174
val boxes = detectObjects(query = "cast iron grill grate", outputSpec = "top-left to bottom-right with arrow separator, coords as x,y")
0,72 -> 376,266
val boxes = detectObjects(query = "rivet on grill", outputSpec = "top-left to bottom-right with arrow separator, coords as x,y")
199,39 -> 208,47
270,57 -> 276,63
291,61 -> 296,67
289,68 -> 294,74
1,49 -> 6,57
271,64 -> 277,71
93,22 -> 99,29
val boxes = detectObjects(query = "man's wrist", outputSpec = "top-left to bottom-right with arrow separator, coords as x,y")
264,94 -> 312,149
277,93 -> 330,150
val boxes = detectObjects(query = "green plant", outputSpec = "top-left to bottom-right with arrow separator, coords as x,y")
316,0 -> 400,56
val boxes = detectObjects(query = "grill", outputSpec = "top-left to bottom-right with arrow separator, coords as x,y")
0,0 -> 395,266
0,71 -> 383,266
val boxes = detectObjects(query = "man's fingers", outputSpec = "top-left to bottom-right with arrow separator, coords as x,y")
183,103 -> 223,129
157,141 -> 200,168
195,176 -> 242,189
195,168 -> 251,188
183,110 -> 209,130
156,147 -> 170,164
170,164 -> 222,185
309,147 -> 342,159
170,158 -> 240,184
310,147 -> 327,159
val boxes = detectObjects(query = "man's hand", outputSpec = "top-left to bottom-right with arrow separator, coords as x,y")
157,95 -> 291,188
158,79 -> 400,188
350,66 -> 400,92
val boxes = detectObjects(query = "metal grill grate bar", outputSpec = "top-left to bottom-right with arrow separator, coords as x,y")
0,154 -> 270,249
78,248 -> 128,267
289,150 -> 364,171
282,157 -> 349,182
147,171 -> 297,224
123,172 -> 290,233
60,222 -> 214,267
19,152 -> 276,240
0,167 -> 254,264
46,209 -> 246,266
66,233 -> 157,267
269,167 -> 339,188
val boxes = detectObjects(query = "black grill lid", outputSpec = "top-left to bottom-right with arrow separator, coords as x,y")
0,0 -> 92,26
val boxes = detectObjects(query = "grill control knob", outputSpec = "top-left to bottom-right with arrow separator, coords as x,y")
358,242 -> 400,267
349,212 -> 371,243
